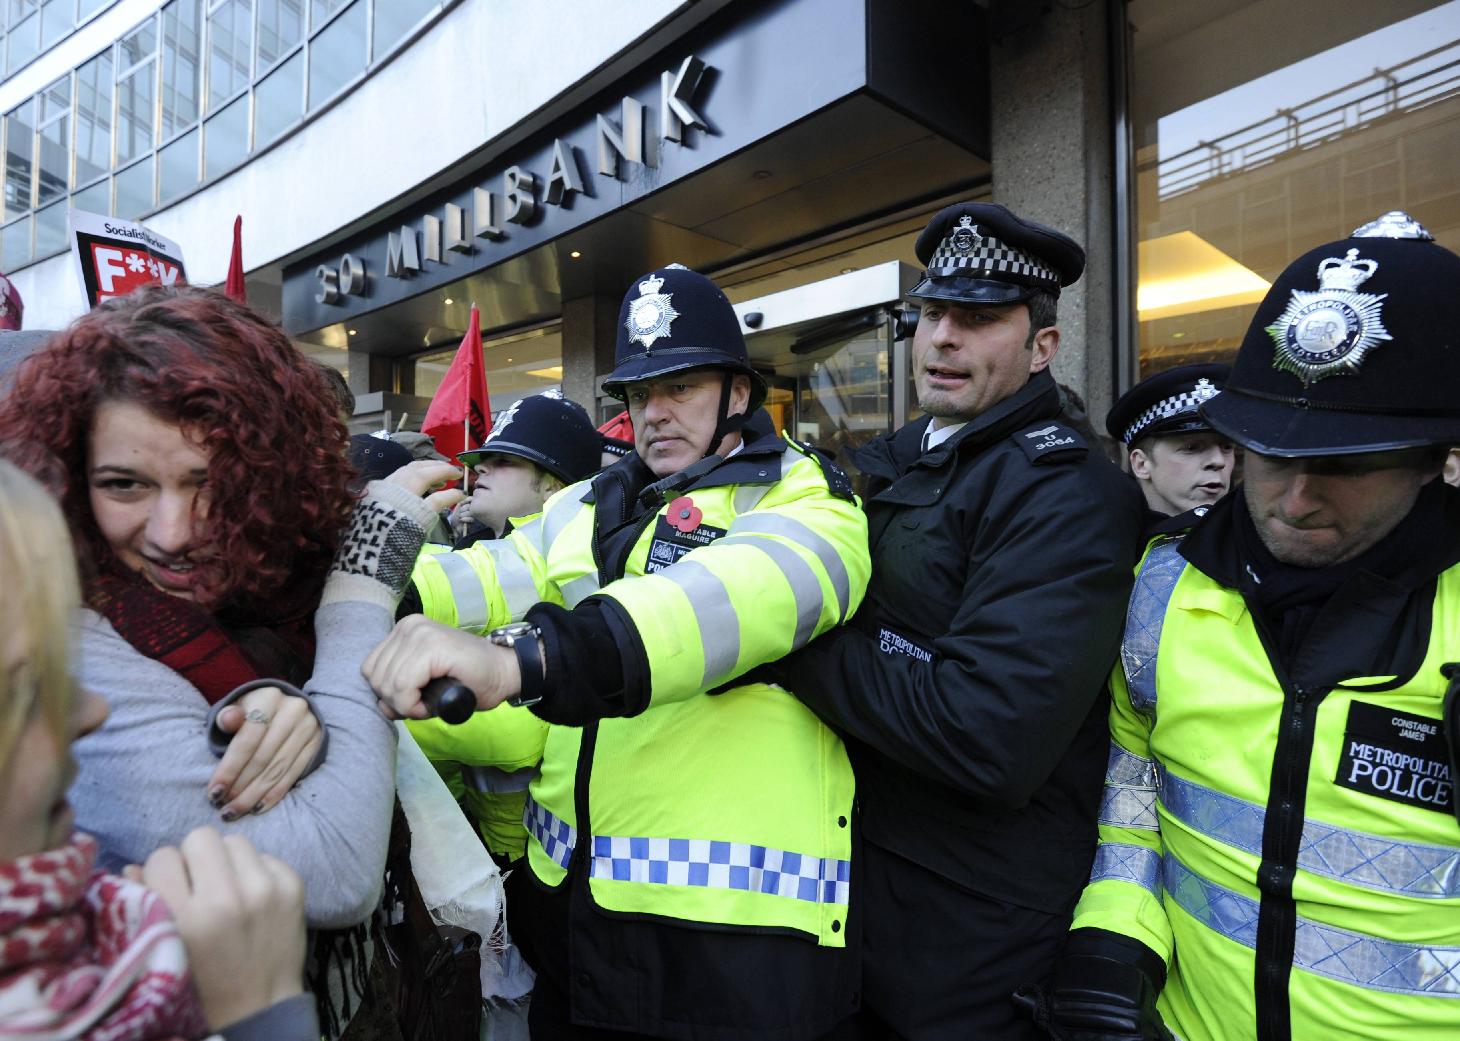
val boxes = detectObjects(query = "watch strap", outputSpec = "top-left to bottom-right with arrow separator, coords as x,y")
508,628 -> 545,708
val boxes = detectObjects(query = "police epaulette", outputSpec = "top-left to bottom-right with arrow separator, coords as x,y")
785,435 -> 855,501
1012,420 -> 1087,464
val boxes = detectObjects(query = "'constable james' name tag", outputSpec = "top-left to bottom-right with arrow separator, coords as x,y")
1335,701 -> 1454,815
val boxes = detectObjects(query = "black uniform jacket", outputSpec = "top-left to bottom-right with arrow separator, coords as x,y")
772,369 -> 1145,915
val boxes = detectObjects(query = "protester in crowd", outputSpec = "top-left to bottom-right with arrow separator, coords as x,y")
0,457 -> 318,1041
597,409 -> 635,468
0,285 -> 459,1035
313,360 -> 356,424
347,432 -> 415,484
1106,363 -> 1235,535
759,202 -> 1146,1040
0,270 -> 23,331
1027,211 -> 1460,1041
367,264 -> 872,1040
405,390 -> 602,864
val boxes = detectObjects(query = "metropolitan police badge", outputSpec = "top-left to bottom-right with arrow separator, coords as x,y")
626,272 -> 680,349
949,215 -> 983,254
1264,247 -> 1391,386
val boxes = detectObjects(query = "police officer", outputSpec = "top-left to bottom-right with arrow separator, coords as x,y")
366,264 -> 872,1040
449,391 -> 601,548
1033,211 -> 1460,1041
761,202 -> 1146,1039
1105,364 -> 1234,533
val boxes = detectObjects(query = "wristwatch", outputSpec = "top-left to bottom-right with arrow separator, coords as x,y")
490,621 -> 545,708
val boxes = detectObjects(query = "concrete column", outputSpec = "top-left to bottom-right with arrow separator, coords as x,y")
560,293 -> 622,422
989,0 -> 1117,422
346,348 -> 396,395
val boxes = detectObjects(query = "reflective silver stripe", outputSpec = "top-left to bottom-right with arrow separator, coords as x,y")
525,795 -> 576,870
1089,842 -> 1162,897
543,495 -> 587,550
1101,744 -> 1161,830
1161,770 -> 1460,899
1121,539 -> 1186,716
513,515 -> 545,555
1106,744 -> 1159,787
436,552 -> 490,630
733,484 -> 771,514
461,764 -> 537,793
1164,854 -> 1460,997
485,541 -> 540,621
561,573 -> 601,608
726,514 -> 851,622
658,559 -> 741,687
716,534 -> 823,649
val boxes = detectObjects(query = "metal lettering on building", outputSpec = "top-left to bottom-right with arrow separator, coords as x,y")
312,55 -> 714,305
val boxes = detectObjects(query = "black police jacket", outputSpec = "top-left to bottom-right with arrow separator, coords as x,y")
772,369 -> 1145,915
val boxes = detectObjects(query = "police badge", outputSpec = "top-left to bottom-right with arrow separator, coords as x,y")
625,273 -> 680,349
1264,248 -> 1391,386
949,215 -> 983,254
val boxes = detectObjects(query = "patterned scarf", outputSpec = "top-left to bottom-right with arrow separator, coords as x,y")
0,834 -> 208,1041
87,565 -> 318,704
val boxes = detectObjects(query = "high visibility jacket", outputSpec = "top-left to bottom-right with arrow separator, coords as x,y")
411,435 -> 869,947
1072,536 -> 1460,1040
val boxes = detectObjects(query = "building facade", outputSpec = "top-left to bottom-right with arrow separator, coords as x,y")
4,0 -> 1457,448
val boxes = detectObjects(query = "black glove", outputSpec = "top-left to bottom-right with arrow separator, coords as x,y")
1013,929 -> 1173,1041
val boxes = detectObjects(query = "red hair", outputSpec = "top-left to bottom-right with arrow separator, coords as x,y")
0,285 -> 354,607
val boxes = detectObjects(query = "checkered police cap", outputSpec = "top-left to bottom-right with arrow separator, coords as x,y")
1106,363 -> 1230,445
908,202 -> 1085,305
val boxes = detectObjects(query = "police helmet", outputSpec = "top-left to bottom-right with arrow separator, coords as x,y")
458,391 -> 601,485
1106,363 -> 1229,446
907,202 -> 1085,306
601,264 -> 767,414
1201,211 -> 1460,457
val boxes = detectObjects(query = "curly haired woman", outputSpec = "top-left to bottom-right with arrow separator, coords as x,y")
0,285 -> 460,1035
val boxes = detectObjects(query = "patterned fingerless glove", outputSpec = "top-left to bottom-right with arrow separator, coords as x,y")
320,479 -> 439,611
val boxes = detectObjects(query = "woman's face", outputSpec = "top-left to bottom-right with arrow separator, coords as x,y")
88,400 -> 213,600
0,644 -> 109,861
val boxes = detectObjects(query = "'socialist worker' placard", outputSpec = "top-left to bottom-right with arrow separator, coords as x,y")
68,209 -> 188,309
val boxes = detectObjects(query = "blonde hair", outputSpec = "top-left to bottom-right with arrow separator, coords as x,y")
0,459 -> 80,777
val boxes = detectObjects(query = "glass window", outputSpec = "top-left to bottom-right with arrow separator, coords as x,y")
257,0 -> 302,70
158,126 -> 198,201
207,0 -> 253,108
204,95 -> 248,179
307,0 -> 363,111
161,0 -> 202,139
310,0 -> 346,30
414,326 -> 564,412
4,100 -> 34,219
79,0 -> 113,17
1,216 -> 31,271
1128,0 -> 1460,379
8,1 -> 40,22
36,79 -> 68,208
118,16 -> 156,69
7,12 -> 37,75
71,177 -> 108,216
114,155 -> 154,217
372,0 -> 436,60
33,198 -> 65,256
74,51 -> 113,187
253,49 -> 301,147
116,62 -> 155,164
38,0 -> 67,49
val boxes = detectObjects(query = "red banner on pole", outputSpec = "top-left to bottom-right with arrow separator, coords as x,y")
224,215 -> 246,303
421,305 -> 491,465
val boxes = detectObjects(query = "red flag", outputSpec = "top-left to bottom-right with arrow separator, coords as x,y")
224,215 -> 246,303
422,305 -> 491,465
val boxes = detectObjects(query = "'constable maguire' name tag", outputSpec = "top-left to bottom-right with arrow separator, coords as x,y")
1335,701 -> 1453,815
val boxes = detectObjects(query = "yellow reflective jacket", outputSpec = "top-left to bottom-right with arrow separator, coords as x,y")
411,434 -> 870,945
1072,534 -> 1460,1040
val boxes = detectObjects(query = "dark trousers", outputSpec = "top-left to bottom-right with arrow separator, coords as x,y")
854,842 -> 1069,1041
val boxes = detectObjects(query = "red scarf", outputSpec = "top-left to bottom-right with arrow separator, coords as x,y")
0,834 -> 209,1041
88,566 -> 316,705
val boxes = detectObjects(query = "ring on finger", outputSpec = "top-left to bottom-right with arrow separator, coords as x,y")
245,708 -> 271,725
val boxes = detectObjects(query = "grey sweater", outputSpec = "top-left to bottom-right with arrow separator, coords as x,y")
70,598 -> 398,928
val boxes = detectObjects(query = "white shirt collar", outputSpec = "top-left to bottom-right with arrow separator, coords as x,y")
922,419 -> 968,453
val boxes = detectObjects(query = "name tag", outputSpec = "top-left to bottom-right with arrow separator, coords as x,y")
1335,701 -> 1454,815
644,495 -> 726,575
